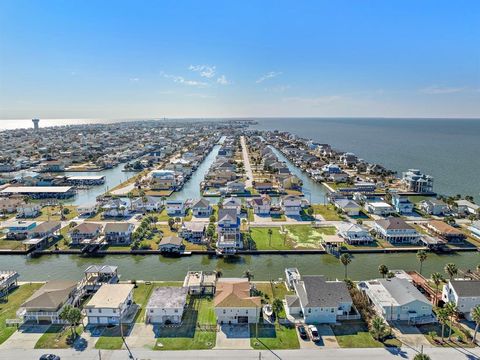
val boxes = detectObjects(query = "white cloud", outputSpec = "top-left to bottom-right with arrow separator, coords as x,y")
420,85 -> 465,94
188,65 -> 216,78
264,85 -> 290,93
256,71 -> 282,83
283,95 -> 343,105
129,78 -> 140,82
216,75 -> 230,85
161,72 -> 209,87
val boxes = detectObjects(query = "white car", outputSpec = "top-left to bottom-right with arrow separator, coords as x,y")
308,325 -> 320,342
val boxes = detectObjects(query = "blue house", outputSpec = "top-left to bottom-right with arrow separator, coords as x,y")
392,193 -> 414,214
216,208 -> 242,252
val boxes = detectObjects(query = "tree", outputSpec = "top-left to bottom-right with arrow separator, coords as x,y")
340,253 -> 352,279
168,217 -> 175,229
444,263 -> 458,280
416,250 -> 428,275
243,269 -> 254,281
370,316 -> 390,342
444,301 -> 457,340
413,354 -> 431,360
267,228 -> 273,247
378,264 -> 389,278
471,305 -> 480,344
437,307 -> 449,342
272,298 -> 283,316
431,272 -> 444,306
60,305 -> 82,341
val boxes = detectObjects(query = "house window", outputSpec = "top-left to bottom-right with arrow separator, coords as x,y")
98,309 -> 102,313
113,309 -> 116,313
223,310 -> 226,314
88,309 -> 92,313
308,309 -> 311,314
174,309 -> 178,313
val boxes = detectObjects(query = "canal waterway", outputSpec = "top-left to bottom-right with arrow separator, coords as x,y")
4,252 -> 479,282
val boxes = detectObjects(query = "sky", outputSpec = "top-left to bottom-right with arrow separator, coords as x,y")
0,0 -> 479,119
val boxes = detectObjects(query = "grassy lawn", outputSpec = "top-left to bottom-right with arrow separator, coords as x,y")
154,297 -> 216,350
34,206 -> 78,221
247,208 -> 254,222
250,227 -> 289,250
94,325 -> 127,350
154,209 -> 171,221
250,323 -> 299,350
183,240 -> 207,251
0,283 -> 44,345
418,323 -> 474,348
271,214 -> 286,221
284,225 -> 336,249
35,325 -> 82,349
331,323 -> 383,348
133,283 -> 155,323
0,239 -> 24,250
312,204 -> 342,221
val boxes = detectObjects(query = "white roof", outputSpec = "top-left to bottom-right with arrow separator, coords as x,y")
1,186 -> 73,193
85,284 -> 134,308
368,201 -> 392,209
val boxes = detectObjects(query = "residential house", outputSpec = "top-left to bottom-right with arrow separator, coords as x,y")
69,222 -> 103,245
426,220 -> 466,243
29,221 -> 61,239
392,194 -> 414,214
216,208 -> 242,252
365,201 -> 394,216
82,265 -> 119,293
19,280 -> 78,324
214,278 -> 261,324
333,199 -> 361,216
145,287 -> 188,324
226,180 -> 246,194
469,221 -> 480,239
455,200 -> 479,216
281,195 -> 302,216
0,198 -> 25,214
102,199 -> 128,218
337,223 -> 373,245
183,271 -> 216,295
191,198 -> 212,217
104,222 -> 135,245
16,203 -> 41,218
322,164 -> 342,174
402,169 -> 434,193
419,198 -> 448,216
285,275 -> 354,324
5,221 -> 37,240
158,236 -> 185,253
0,271 -> 19,298
374,217 -> 420,244
442,280 -> 480,321
166,200 -> 186,216
253,181 -> 274,193
222,197 -> 242,215
85,284 -> 135,325
248,195 -> 271,215
181,222 -> 206,243
358,277 -> 434,323
151,170 -> 176,190
281,175 -> 302,191
132,196 -> 162,212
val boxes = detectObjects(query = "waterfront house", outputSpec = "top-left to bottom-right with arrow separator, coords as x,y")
426,220 -> 466,243
102,199 -> 129,218
77,204 -> 97,217
391,193 -> 414,214
104,222 -> 135,245
365,201 -> 394,216
419,198 -> 448,216
0,271 -> 19,299
333,199 -> 361,216
82,265 -> 119,293
85,284 -> 135,325
248,195 -> 271,215
166,200 -> 186,216
454,200 -> 479,216
358,277 -> 434,324
29,221 -> 61,239
5,220 -> 37,240
16,203 -> 41,218
214,278 -> 261,324
158,235 -> 185,253
216,208 -> 242,252
145,287 -> 188,324
327,172 -> 349,183
401,169 -> 434,193
183,271 -> 217,295
19,280 -> 78,324
374,217 -> 420,244
0,197 -> 25,214
226,180 -> 246,194
191,198 -> 212,217
131,196 -> 162,212
469,221 -> 480,239
281,175 -> 302,191
442,280 -> 480,321
285,275 -> 354,324
337,223 -> 373,245
69,222 -> 103,245
151,170 -> 177,190
222,197 -> 242,215
285,268 -> 302,290
322,163 -> 342,174
180,221 -> 206,243
281,195 -> 302,216
253,181 -> 274,193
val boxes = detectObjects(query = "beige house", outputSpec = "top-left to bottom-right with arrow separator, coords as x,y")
85,284 -> 135,325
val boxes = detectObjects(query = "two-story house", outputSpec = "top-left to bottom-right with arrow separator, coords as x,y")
442,280 -> 480,321
216,208 -> 242,252
248,195 -> 271,215
104,222 -> 135,245
69,222 -> 103,245
145,287 -> 188,324
191,198 -> 212,217
85,284 -> 135,325
281,195 -> 302,216
374,217 -> 420,244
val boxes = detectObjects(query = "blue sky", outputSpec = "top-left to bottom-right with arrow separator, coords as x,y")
0,0 -> 479,119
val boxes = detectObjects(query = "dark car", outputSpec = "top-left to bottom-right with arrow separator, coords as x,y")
297,325 -> 308,339
39,355 -> 60,360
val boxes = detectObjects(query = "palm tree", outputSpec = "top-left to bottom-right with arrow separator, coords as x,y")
243,269 -> 254,281
340,253 -> 352,279
267,228 -> 273,247
437,307 -> 449,342
378,264 -> 389,278
471,305 -> 480,344
431,272 -> 443,306
413,354 -> 431,360
60,305 -> 82,340
370,316 -> 389,341
444,301 -> 457,340
444,263 -> 458,280
416,250 -> 427,275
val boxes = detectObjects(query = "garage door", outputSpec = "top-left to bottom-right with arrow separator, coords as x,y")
238,316 -> 248,324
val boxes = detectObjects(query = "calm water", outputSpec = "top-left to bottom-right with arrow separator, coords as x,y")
253,118 -> 480,201
3,252 -> 479,282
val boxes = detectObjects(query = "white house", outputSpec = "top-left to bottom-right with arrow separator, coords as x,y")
442,280 -> 480,321
402,169 -> 434,193
455,200 -> 479,215
166,200 -> 186,216
248,195 -> 271,215
391,194 -> 414,214
419,198 -> 448,216
145,287 -> 188,324
85,284 -> 135,325
104,222 -> 135,245
103,199 -> 129,218
333,199 -> 361,216
191,198 -> 212,217
366,201 -> 394,216
285,275 -> 354,324
181,222 -> 206,243
222,197 -> 242,215
132,196 -> 162,212
214,278 -> 261,324
469,221 -> 480,239
374,217 -> 420,244
337,223 -> 373,245
282,195 -> 302,216
358,277 -> 434,324
16,203 -> 41,218
69,222 -> 103,245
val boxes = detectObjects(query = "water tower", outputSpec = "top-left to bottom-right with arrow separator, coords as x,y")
32,118 -> 40,131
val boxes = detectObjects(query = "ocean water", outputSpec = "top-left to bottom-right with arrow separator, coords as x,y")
252,118 -> 480,201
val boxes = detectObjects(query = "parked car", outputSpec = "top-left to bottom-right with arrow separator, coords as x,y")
39,355 -> 60,360
297,325 -> 308,339
308,325 -> 320,342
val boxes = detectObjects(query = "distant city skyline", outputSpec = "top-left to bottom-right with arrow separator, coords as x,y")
1,0 -> 479,119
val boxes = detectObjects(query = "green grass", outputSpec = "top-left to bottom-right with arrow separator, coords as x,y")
34,206 -> 78,221
250,227 -> 289,250
154,297 -> 216,350
95,325 -> 127,350
247,208 -> 254,222
35,325 -> 82,349
0,283 -> 44,345
133,283 -> 155,323
271,214 -> 286,221
419,323 -> 474,348
250,323 -> 300,350
331,323 -> 383,348
0,239 -> 24,250
284,225 -> 336,249
312,204 -> 342,221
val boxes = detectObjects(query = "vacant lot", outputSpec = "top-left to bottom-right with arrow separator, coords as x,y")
35,325 -> 82,349
312,204 -> 342,221
250,323 -> 299,350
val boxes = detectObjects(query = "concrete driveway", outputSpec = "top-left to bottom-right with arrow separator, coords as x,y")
297,324 -> 339,349
215,324 -> 251,349
390,322 -> 430,349
0,324 -> 49,350
127,323 -> 155,349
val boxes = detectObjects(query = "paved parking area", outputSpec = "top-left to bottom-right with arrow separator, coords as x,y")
296,325 -> 339,349
128,323 -> 156,349
215,324 -> 251,349
0,324 -> 49,350
390,322 -> 430,349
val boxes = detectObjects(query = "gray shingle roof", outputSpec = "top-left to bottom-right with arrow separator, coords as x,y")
450,280 -> 480,297
295,276 -> 352,308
